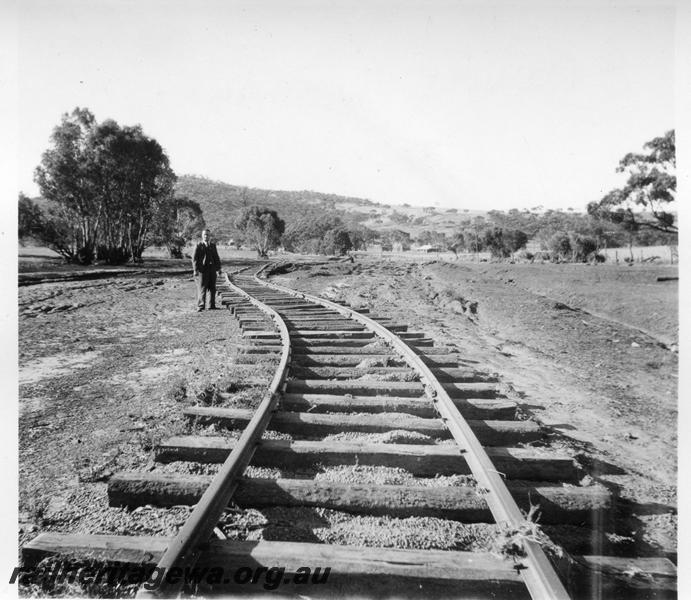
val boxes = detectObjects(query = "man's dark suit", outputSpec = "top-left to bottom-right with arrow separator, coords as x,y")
192,242 -> 221,309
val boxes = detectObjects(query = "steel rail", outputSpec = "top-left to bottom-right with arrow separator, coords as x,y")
137,267 -> 291,598
254,264 -> 570,600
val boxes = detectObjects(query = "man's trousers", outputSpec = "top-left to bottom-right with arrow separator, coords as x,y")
196,270 -> 217,309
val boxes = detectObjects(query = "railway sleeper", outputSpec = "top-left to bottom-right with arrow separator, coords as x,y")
183,407 -> 543,445
235,353 -> 402,365
400,338 -> 435,347
155,437 -> 579,481
242,331 -> 282,339
290,339 -> 391,348
289,367 -> 498,383
285,323 -> 371,332
22,534 -> 677,599
238,321 -> 276,330
107,472 -> 613,527
279,315 -> 372,322
285,354 -> 461,368
285,380 -> 502,399
283,322 -> 409,333
289,366 -> 419,380
277,393 -> 516,420
235,345 -> 285,354
22,534 -> 530,598
278,307 -> 371,315
286,330 -> 376,339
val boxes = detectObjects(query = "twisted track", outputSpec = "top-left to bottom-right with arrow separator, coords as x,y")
23,264 -> 676,598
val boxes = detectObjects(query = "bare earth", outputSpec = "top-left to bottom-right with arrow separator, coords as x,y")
17,257 -> 678,593
275,259 -> 678,557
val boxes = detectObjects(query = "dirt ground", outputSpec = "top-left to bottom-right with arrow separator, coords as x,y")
16,255 -> 678,594
17,260 -> 270,550
273,259 -> 678,558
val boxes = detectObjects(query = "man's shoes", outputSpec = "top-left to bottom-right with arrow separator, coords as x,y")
209,306 -> 219,310
197,307 -> 204,312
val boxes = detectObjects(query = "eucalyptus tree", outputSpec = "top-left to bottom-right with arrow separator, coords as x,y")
34,108 -> 102,263
33,107 -> 176,263
234,206 -> 285,258
588,130 -> 676,235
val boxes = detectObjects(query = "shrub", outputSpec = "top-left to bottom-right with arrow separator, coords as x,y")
546,231 -> 572,261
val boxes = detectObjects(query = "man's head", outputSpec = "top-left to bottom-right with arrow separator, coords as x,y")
202,230 -> 210,243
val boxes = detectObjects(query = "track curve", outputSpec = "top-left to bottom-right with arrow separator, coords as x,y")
22,262 -> 677,599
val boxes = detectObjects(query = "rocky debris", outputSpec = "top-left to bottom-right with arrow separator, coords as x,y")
21,302 -> 86,316
323,430 -> 435,445
553,301 -> 577,311
315,465 -> 477,488
219,505 -> 500,552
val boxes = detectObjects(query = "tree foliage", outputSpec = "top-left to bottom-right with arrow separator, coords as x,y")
18,193 -> 82,259
33,108 -> 101,263
282,213 -> 371,254
546,231 -> 572,261
18,193 -> 43,243
482,227 -> 528,258
587,130 -> 676,234
151,195 -> 206,258
234,206 -> 285,258
322,228 -> 353,255
568,233 -> 598,262
32,107 -> 177,264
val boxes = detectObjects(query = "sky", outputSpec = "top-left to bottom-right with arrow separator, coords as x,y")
12,0 -> 676,212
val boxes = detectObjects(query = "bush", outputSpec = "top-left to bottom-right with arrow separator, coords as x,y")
569,233 -> 598,262
322,228 -> 353,255
546,231 -> 572,261
514,250 -> 534,261
96,245 -> 131,264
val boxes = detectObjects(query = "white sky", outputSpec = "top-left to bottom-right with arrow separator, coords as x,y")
15,0 -> 676,212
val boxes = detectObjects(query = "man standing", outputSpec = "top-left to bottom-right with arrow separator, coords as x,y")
192,229 -> 222,311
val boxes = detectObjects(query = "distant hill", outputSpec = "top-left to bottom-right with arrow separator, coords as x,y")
174,175 -> 485,242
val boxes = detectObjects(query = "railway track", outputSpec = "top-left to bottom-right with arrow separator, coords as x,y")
23,264 -> 676,598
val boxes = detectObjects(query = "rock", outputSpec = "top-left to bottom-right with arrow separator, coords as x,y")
631,342 -> 640,348
447,300 -> 465,314
579,475 -> 594,487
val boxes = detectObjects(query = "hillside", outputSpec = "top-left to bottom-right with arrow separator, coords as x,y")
174,175 -> 485,242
